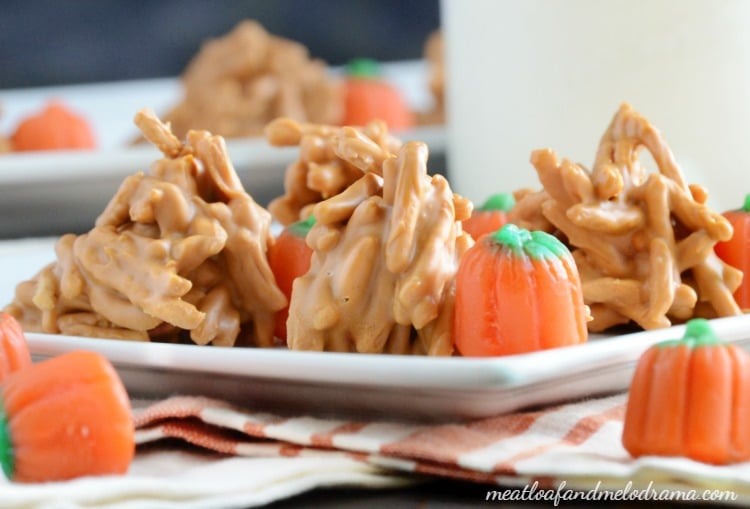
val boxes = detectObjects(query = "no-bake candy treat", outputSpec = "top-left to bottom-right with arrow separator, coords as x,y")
454,224 -> 589,357
510,103 -> 742,332
715,194 -> 750,311
265,117 -> 402,225
0,313 -> 31,383
0,106 -> 10,154
416,30 -> 445,126
461,192 -> 514,240
1,350 -> 134,482
160,20 -> 343,141
341,59 -> 414,131
286,135 -> 473,355
622,318 -> 750,465
6,109 -> 286,347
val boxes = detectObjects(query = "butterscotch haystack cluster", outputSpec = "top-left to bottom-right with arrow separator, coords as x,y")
7,109 -> 286,346
275,118 -> 473,354
0,105 -> 10,153
416,30 -> 445,126
510,103 -> 742,331
265,117 -> 402,225
7,99 -> 741,353
161,20 -> 342,141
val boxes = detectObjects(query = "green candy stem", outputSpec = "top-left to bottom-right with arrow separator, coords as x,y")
656,318 -> 723,349
346,58 -> 381,79
742,194 -> 750,212
478,193 -> 515,212
287,215 -> 316,238
0,399 -> 13,480
489,223 -> 570,260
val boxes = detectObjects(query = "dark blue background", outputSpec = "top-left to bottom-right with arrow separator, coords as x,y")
0,0 -> 440,88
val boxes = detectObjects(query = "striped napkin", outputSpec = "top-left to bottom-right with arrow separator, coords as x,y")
4,392 -> 750,508
132,393 -> 628,484
130,392 -> 750,504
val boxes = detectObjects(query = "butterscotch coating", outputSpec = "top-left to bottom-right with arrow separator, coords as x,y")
6,108 -> 286,346
287,138 -> 473,355
265,117 -> 403,225
161,20 -> 343,141
510,103 -> 741,331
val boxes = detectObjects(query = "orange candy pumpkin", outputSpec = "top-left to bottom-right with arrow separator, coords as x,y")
267,216 -> 315,341
454,223 -> 588,356
622,318 -> 750,465
11,102 -> 96,152
341,59 -> 414,131
715,194 -> 750,310
1,350 -> 134,482
0,313 -> 32,382
462,193 -> 515,240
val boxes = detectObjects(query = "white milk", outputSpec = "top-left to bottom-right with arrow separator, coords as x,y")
441,0 -> 750,210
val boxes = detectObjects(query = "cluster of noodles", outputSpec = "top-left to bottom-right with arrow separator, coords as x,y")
158,20 -> 342,141
280,119 -> 473,355
509,103 -> 742,331
6,109 -> 285,346
129,19 -> 449,149
9,113 -> 471,356
0,105 -> 10,153
7,99 -> 743,352
416,30 -> 445,126
265,117 -> 402,225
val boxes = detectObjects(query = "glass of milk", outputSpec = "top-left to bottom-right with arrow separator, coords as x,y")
441,0 -> 750,210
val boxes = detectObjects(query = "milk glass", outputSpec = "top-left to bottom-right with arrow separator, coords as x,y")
441,0 -> 750,210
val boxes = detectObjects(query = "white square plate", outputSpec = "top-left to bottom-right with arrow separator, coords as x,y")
5,238 -> 750,423
24,315 -> 750,423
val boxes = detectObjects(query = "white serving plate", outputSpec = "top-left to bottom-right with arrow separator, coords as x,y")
0,61 -> 445,237
0,125 -> 445,238
3,238 -> 750,424
24,315 -> 750,423
0,126 -> 446,186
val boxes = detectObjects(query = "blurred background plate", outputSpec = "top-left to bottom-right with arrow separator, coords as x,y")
0,60 -> 446,238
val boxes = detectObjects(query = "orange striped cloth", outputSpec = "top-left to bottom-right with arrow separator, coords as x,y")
131,392 -> 750,500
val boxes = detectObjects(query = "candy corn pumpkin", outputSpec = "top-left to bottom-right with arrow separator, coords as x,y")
268,215 -> 315,341
0,313 -> 31,382
622,318 -> 750,465
462,192 -> 515,240
11,102 -> 96,152
341,58 -> 414,131
454,223 -> 589,356
1,350 -> 134,482
715,194 -> 750,310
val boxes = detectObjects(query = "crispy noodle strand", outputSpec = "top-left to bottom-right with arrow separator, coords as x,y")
6,108 -> 286,346
509,103 -> 741,331
265,117 -> 403,225
283,118 -> 473,355
156,20 -> 342,141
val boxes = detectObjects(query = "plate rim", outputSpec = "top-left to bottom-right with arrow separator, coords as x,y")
26,313 -> 750,393
0,124 -> 447,185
